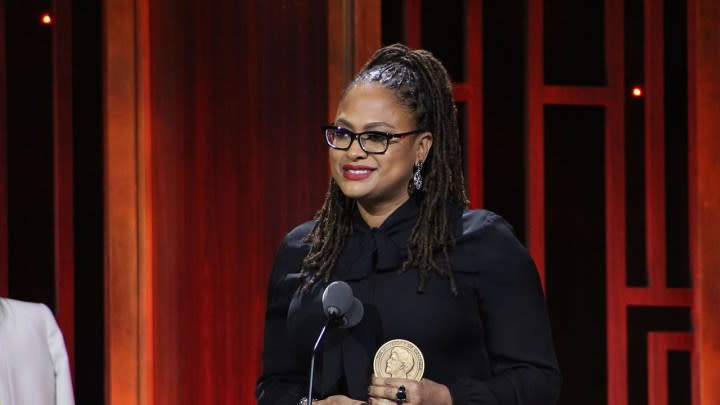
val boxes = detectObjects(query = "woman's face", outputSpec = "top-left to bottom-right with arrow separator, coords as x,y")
330,83 -> 432,211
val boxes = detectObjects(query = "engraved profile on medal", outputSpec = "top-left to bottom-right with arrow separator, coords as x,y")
374,339 -> 425,381
385,346 -> 416,378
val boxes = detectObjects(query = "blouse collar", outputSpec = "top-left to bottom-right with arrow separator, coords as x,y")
351,195 -> 421,235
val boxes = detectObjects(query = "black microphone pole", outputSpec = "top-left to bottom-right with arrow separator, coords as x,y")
307,319 -> 330,405
307,281 -> 363,405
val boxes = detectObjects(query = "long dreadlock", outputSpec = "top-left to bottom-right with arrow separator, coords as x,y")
302,44 -> 468,294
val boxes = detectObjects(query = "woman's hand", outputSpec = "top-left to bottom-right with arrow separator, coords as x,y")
367,374 -> 452,405
314,395 -> 368,405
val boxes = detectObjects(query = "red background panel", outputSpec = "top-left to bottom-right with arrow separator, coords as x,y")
143,1 -> 329,403
105,1 -> 329,403
51,0 -> 75,376
689,0 -> 720,403
1,0 -> 719,404
647,332 -> 693,405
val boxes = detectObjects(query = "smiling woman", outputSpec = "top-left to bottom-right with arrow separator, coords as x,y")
256,44 -> 561,405
327,83 -> 432,224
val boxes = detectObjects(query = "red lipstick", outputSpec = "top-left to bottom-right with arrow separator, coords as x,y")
342,164 -> 375,180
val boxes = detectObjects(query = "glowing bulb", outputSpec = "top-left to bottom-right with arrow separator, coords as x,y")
41,13 -> 52,25
631,86 -> 643,98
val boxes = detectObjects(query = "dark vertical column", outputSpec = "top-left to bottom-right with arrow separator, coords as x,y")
6,0 -> 55,307
483,0 -> 527,240
663,0 -> 690,288
51,0 -> 74,378
625,0 -> 647,287
544,105 -> 607,405
72,0 -> 103,402
0,0 -> 8,296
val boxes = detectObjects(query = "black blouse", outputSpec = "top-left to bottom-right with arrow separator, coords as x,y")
256,197 -> 561,404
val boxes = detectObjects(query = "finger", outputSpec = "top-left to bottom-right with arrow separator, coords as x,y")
371,376 -> 400,385
371,375 -> 413,387
367,384 -> 401,400
368,397 -> 400,405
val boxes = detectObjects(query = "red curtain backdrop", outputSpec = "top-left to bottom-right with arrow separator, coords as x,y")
139,0 -> 329,403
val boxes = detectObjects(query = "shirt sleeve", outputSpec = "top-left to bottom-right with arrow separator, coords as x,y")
40,304 -> 76,405
256,229 -> 311,405
448,213 -> 562,404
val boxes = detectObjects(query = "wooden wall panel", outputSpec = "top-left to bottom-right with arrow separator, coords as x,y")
105,0 -> 146,403
644,0 -> 666,290
403,0 -> 421,48
145,1 -> 328,403
647,332 -> 692,405
0,0 -> 7,296
400,1 -> 484,207
52,0 -> 75,374
526,0 -> 545,277
101,1 -> 718,404
106,0 -> 329,403
327,0 -> 381,122
689,0 -> 720,403
463,1 -> 484,209
529,0 -> 697,404
604,0 -> 628,401
327,0 -> 354,121
353,0 -> 381,73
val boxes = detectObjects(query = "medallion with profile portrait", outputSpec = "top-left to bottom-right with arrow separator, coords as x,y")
373,339 -> 425,381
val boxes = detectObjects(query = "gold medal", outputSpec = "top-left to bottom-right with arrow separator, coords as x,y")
373,339 -> 425,381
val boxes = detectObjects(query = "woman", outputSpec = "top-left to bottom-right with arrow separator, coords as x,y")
0,297 -> 75,405
256,44 -> 561,405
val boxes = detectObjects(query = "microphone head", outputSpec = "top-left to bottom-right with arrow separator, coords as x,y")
322,281 -> 353,318
339,297 -> 364,329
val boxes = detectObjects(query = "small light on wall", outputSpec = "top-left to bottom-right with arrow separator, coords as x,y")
41,12 -> 52,25
631,86 -> 643,98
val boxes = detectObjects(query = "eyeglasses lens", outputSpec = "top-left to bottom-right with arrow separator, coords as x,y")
325,128 -> 389,153
326,128 -> 352,149
360,134 -> 388,153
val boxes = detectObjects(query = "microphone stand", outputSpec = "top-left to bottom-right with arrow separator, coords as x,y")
307,319 -> 332,405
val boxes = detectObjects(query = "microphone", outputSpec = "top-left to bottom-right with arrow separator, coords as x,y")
321,281 -> 364,328
308,281 -> 364,404
322,281 -> 353,318
340,297 -> 364,328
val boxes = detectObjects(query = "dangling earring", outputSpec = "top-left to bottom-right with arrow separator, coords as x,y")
413,161 -> 424,190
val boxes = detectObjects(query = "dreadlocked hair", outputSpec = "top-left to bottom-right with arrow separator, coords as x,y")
302,43 -> 469,295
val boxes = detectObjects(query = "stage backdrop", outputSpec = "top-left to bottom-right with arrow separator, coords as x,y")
1,0 -> 718,404
105,0 -> 330,403
103,0 -> 720,404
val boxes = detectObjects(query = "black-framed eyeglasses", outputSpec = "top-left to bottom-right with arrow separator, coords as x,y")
322,125 -> 423,154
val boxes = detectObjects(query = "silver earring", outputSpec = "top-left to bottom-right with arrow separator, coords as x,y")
413,161 -> 424,190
